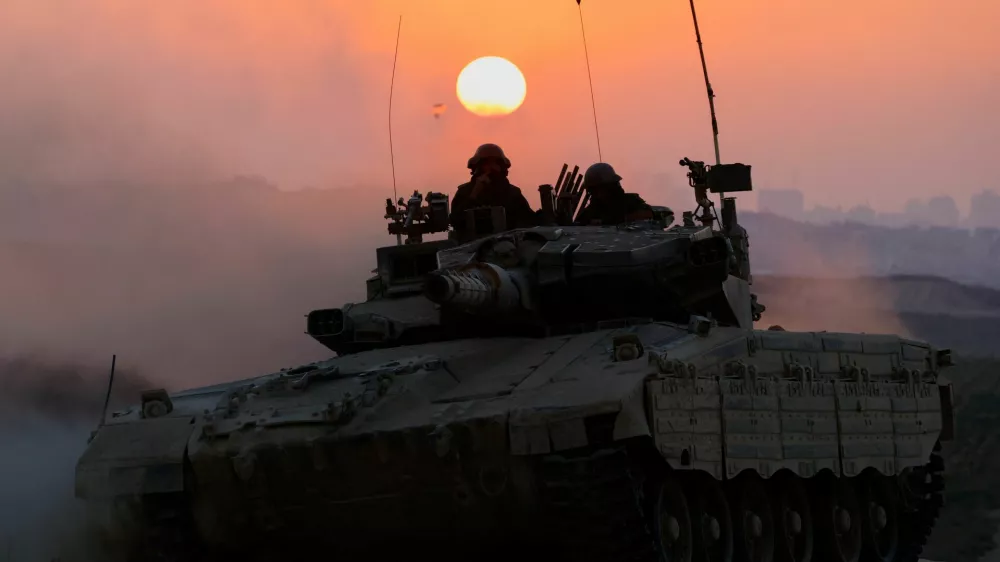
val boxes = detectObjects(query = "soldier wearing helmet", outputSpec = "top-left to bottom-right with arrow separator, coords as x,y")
449,143 -> 537,232
574,162 -> 653,225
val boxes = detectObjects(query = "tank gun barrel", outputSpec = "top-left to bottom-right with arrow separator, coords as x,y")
424,262 -> 529,311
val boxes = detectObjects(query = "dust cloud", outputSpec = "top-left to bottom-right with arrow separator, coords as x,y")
0,3 -> 396,559
0,0 -> 397,190
748,214 -> 912,337
0,1 -> 407,390
0,356 -> 150,562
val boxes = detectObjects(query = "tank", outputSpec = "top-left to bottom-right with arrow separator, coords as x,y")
73,156 -> 955,562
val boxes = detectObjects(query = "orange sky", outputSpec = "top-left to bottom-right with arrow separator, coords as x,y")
2,0 -> 999,212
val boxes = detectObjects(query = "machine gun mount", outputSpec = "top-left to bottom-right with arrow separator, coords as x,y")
678,158 -> 753,232
385,190 -> 451,245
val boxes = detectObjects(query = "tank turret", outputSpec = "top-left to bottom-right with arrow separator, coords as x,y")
306,156 -> 763,357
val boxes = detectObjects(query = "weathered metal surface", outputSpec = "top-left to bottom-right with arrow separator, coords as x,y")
645,330 -> 952,480
76,416 -> 196,498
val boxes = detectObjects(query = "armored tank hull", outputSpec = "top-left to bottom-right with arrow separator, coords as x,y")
76,320 -> 954,562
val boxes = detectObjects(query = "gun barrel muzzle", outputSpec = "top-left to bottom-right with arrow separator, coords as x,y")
424,262 -> 523,310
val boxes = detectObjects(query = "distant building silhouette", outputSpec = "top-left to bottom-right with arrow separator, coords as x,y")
747,186 -> 998,232
758,189 -> 804,218
969,190 -> 1000,229
903,198 -> 932,225
846,204 -> 877,224
807,205 -> 844,225
927,196 -> 960,228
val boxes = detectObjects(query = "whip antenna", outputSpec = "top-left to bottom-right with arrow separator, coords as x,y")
90,353 -> 116,442
388,15 -> 402,203
576,0 -> 602,161
688,0 -> 721,167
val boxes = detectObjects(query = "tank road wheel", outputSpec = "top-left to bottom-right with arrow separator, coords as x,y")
651,472 -> 694,562
730,473 -> 775,562
856,471 -> 899,562
770,473 -> 813,562
812,473 -> 862,562
687,473 -> 733,562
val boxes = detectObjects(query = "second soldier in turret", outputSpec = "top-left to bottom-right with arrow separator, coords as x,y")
574,162 -> 653,225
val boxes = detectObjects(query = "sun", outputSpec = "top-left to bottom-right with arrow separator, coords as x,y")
456,56 -> 527,117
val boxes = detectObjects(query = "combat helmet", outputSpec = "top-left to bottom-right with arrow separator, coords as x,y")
467,143 -> 511,175
582,162 -> 622,190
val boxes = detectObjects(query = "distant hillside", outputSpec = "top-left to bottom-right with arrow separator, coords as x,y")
753,274 -> 1000,357
0,179 -> 390,388
2,179 -> 999,285
742,212 -> 1000,289
0,177 -> 996,388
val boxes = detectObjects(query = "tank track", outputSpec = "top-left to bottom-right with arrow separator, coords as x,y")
536,440 -> 947,562
539,444 -> 661,562
897,441 -> 946,562
119,492 -> 204,562
98,441 -> 945,562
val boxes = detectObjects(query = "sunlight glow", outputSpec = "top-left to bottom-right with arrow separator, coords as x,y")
455,56 -> 527,117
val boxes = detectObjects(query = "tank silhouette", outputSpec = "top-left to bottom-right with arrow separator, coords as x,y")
74,156 -> 955,562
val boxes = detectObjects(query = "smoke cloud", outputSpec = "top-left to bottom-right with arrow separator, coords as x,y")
0,356 -> 151,562
0,1 -> 396,190
0,1 -> 406,390
746,214 -> 912,336
0,4 -> 392,558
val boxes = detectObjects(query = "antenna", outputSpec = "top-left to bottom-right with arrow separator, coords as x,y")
97,354 -> 116,430
687,0 -> 721,169
576,0 -> 602,161
388,15 -> 402,205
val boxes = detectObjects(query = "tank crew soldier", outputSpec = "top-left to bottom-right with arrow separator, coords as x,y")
574,162 -> 654,225
449,143 -> 538,231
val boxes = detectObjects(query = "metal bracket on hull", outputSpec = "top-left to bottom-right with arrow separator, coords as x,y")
75,416 -> 196,499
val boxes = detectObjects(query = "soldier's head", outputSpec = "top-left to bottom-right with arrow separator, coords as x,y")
467,143 -> 511,180
582,162 -> 624,202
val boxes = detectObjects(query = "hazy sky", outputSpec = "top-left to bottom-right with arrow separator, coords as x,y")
2,0 -> 998,212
